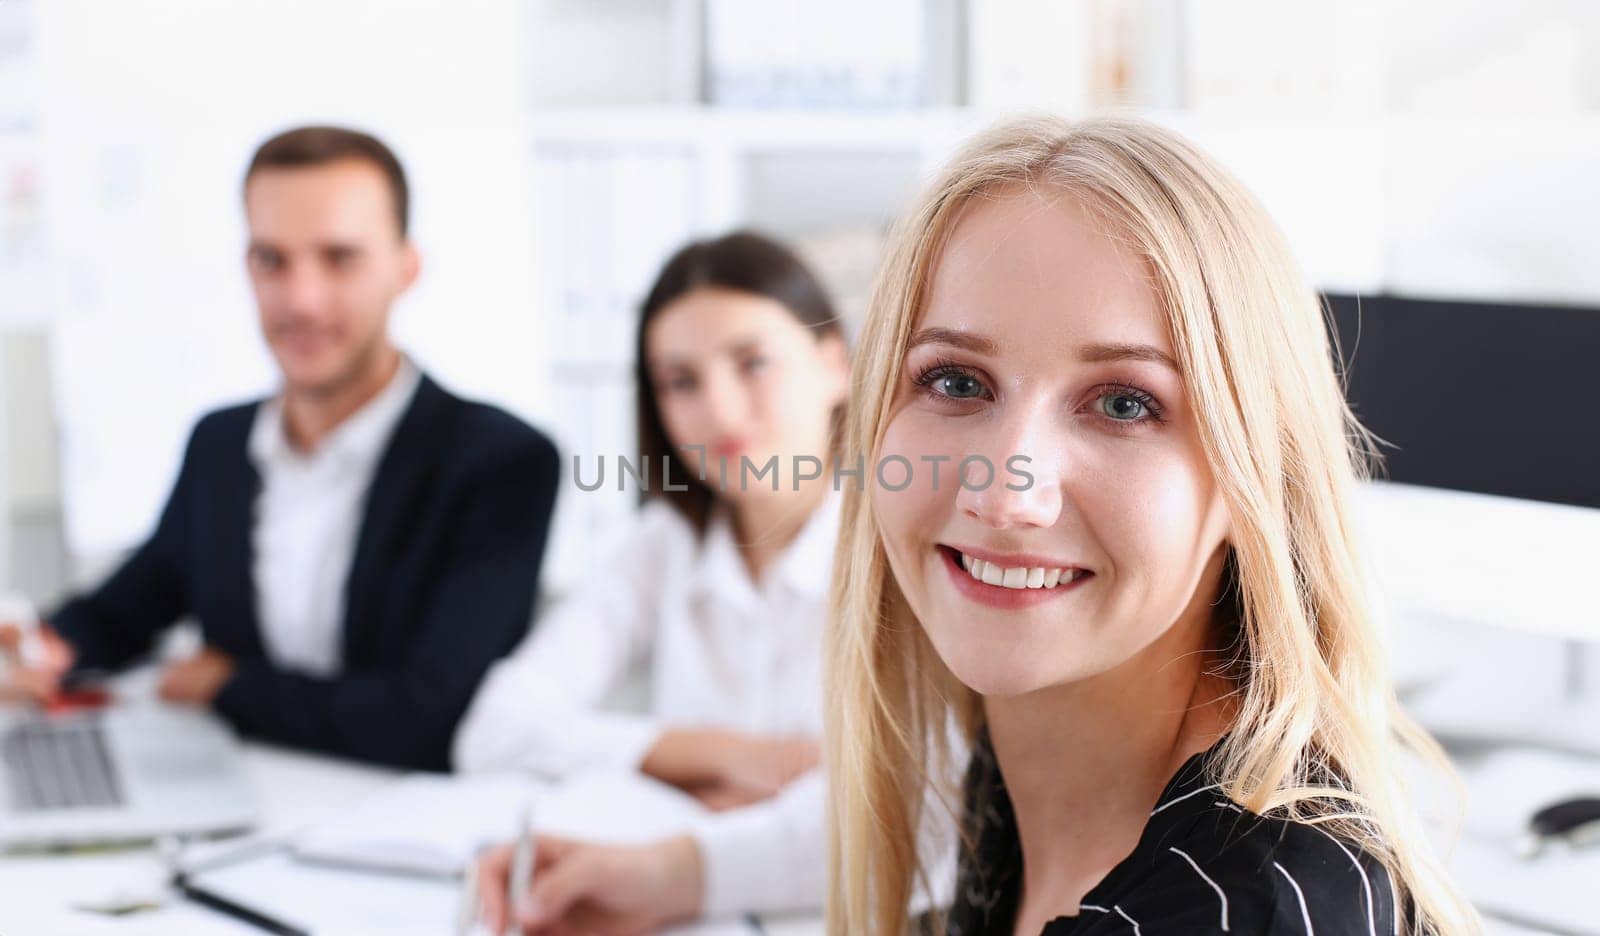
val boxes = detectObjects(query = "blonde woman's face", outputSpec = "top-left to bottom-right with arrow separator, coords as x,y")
872,190 -> 1232,697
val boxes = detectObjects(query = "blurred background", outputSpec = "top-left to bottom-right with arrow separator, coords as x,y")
0,1 -> 1597,930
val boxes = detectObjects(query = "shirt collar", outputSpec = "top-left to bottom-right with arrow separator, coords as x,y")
248,355 -> 422,471
770,487 -> 844,599
688,487 -> 843,604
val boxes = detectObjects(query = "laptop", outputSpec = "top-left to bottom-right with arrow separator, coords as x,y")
0,702 -> 258,848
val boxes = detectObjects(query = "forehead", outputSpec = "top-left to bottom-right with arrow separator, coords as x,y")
647,288 -> 809,361
919,186 -> 1168,356
243,158 -> 397,241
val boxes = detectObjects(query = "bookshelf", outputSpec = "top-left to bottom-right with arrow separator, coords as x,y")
525,121 -> 988,590
517,0 -> 1296,587
0,0 -> 43,333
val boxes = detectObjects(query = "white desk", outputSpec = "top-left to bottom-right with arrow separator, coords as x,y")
0,740 -> 824,936
6,718 -> 1592,935
1440,742 -> 1600,936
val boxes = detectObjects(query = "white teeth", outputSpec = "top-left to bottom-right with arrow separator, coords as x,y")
957,552 -> 1080,590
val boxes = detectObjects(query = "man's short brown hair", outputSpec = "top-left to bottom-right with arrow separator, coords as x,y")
244,125 -> 410,237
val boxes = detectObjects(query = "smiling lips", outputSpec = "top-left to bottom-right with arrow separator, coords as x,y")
712,437 -> 750,458
938,545 -> 1092,609
960,551 -> 1085,590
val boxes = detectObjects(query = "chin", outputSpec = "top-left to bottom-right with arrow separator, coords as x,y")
927,627 -> 1075,699
277,354 -> 351,395
945,660 -> 1059,699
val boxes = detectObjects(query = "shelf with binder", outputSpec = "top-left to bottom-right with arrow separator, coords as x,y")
523,111 -> 970,592
528,108 -> 982,152
525,108 -> 969,300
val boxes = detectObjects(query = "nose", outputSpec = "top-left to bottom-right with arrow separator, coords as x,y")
699,362 -> 753,437
953,400 -> 1063,531
279,263 -> 330,317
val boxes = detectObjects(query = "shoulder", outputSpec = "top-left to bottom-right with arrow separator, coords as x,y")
609,498 -> 697,561
1106,804 -> 1396,936
1252,816 -> 1395,936
418,379 -> 560,476
180,401 -> 260,472
190,400 -> 259,447
536,499 -> 693,614
605,499 -> 698,586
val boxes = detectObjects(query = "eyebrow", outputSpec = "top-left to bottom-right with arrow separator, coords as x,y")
247,240 -> 366,255
1078,342 -> 1179,371
649,337 -> 765,371
909,327 -> 1178,372
906,327 -> 997,356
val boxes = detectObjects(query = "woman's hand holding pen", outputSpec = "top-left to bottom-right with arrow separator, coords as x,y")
476,834 -> 701,936
641,728 -> 820,811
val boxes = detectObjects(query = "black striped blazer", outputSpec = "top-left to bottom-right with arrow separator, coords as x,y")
947,735 -> 1399,935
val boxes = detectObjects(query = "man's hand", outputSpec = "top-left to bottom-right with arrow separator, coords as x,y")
642,729 -> 820,812
157,646 -> 235,705
476,834 -> 702,936
0,620 -> 76,704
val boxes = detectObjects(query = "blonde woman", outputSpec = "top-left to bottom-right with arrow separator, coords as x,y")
826,117 -> 1480,935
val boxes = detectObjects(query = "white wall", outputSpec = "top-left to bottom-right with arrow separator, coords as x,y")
34,0 -> 545,565
1384,0 -> 1600,112
8,0 -> 1600,588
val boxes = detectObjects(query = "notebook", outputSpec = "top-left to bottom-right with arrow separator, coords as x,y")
292,770 -> 710,878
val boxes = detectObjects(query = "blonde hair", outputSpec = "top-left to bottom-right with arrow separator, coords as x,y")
825,116 -> 1480,935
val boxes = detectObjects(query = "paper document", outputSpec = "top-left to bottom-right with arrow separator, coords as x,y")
292,769 -> 710,878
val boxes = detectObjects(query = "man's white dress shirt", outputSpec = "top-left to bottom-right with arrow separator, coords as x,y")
246,357 -> 421,678
453,489 -> 842,917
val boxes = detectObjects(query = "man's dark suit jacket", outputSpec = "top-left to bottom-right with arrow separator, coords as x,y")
50,374 -> 560,771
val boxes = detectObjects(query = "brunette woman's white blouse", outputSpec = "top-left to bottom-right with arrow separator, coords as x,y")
451,490 -> 841,917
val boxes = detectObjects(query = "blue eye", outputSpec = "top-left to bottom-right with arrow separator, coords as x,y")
740,356 -> 768,375
933,373 -> 984,398
1095,388 -> 1161,422
914,362 -> 990,401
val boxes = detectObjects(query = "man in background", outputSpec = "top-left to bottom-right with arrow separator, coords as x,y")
0,125 -> 559,770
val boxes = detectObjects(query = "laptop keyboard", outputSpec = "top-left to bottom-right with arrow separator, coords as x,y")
2,716 -> 127,812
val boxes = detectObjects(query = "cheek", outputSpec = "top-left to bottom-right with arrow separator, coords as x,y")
325,270 -> 386,321
879,398 -> 973,474
870,413 -> 954,581
348,276 -> 392,322
1072,441 -> 1222,594
758,367 -> 826,446
252,277 -> 288,313
656,396 -> 699,450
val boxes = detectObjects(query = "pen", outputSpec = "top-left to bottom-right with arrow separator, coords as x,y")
158,835 -> 308,936
455,851 -> 481,936
506,803 -> 536,925
172,872 -> 310,936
